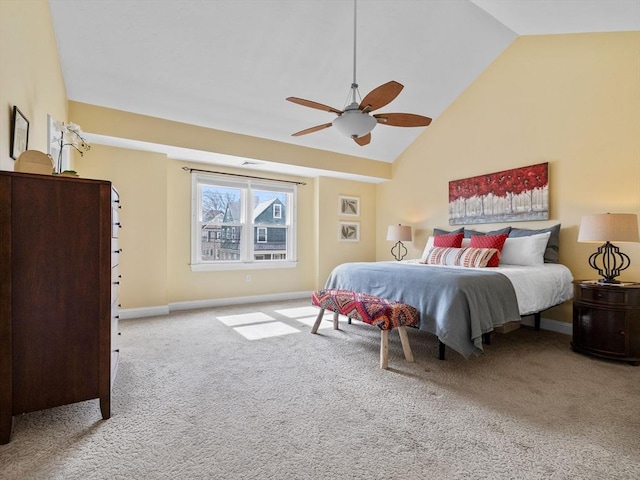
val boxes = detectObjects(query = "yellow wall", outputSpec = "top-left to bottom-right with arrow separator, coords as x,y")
166,159 -> 318,304
377,32 -> 640,324
75,145 -> 169,310
316,176 -> 377,287
0,0 -> 67,171
69,102 -> 381,309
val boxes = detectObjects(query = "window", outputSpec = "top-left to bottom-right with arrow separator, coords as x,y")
257,227 -> 267,243
191,172 -> 297,270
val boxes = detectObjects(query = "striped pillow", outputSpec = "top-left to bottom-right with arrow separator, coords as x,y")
423,247 -> 499,268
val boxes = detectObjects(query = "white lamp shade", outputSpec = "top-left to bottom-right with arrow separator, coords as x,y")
387,224 -> 412,242
578,213 -> 640,243
332,110 -> 377,138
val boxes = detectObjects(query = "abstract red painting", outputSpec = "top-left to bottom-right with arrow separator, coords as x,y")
449,162 -> 549,225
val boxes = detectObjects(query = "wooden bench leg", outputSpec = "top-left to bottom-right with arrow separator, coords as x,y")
380,330 -> 389,369
333,311 -> 339,330
311,308 -> 325,334
397,326 -> 414,363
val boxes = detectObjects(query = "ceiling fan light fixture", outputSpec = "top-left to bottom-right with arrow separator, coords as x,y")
332,109 -> 377,138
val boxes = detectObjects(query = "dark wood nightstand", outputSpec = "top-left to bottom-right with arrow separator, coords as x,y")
572,281 -> 640,366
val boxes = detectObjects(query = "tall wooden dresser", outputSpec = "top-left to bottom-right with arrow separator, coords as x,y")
0,171 -> 120,444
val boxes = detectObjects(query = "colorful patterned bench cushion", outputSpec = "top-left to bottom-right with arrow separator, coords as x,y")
311,289 -> 419,330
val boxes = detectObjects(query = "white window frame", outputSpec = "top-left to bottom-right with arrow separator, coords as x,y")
190,172 -> 297,271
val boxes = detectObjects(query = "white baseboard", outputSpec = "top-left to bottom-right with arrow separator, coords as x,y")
119,305 -> 170,320
120,291 -> 314,319
520,315 -> 572,336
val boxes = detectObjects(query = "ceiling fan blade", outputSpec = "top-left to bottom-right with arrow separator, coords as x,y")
286,97 -> 343,115
359,81 -> 404,112
353,133 -> 371,146
291,123 -> 333,137
374,113 -> 432,127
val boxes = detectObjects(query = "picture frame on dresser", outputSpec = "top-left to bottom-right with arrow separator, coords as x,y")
10,106 -> 29,160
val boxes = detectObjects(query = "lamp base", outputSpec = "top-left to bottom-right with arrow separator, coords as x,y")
588,241 -> 631,285
390,241 -> 407,261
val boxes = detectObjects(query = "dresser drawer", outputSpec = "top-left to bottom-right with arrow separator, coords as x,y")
111,238 -> 120,267
112,207 -> 120,238
111,265 -> 120,300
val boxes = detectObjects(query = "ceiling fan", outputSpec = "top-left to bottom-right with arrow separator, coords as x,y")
286,0 -> 432,147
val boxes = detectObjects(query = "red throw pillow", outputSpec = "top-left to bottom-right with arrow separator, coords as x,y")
469,234 -> 508,267
433,232 -> 464,248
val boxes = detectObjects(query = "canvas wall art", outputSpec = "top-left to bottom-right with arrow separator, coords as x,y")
449,162 -> 549,225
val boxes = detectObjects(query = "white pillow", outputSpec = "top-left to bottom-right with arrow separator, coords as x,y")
423,247 -> 499,268
420,236 -> 435,262
499,232 -> 551,266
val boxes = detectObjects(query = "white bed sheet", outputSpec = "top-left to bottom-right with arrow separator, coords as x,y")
487,264 -> 573,315
402,260 -> 574,316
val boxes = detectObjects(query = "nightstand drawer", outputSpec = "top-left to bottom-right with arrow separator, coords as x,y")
577,287 -> 627,306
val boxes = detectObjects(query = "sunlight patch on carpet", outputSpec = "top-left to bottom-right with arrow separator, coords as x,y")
233,322 -> 300,340
275,306 -> 319,318
295,316 -> 334,329
217,312 -> 274,326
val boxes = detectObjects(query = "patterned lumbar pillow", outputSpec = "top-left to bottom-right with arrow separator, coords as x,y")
423,247 -> 499,268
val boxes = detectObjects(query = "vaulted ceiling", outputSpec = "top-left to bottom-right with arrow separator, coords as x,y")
49,0 -> 639,167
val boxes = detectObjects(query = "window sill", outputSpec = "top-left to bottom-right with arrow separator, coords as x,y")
190,261 -> 297,272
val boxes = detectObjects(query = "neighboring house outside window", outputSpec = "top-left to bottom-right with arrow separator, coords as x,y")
192,172 -> 297,270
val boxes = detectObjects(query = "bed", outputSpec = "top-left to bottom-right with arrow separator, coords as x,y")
324,226 -> 574,359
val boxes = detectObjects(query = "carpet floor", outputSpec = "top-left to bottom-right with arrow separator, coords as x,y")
1,299 -> 639,479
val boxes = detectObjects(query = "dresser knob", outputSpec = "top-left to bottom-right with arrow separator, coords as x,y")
113,281 -> 120,285
115,349 -> 120,353
619,330 -> 626,335
115,315 -> 120,319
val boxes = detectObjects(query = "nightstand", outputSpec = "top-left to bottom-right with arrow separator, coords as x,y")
572,281 -> 640,366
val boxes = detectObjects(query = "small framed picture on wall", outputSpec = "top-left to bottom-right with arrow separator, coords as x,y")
10,106 -> 29,160
339,221 -> 360,242
338,195 -> 360,217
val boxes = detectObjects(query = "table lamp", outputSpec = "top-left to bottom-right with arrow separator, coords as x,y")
578,213 -> 639,283
387,224 -> 412,261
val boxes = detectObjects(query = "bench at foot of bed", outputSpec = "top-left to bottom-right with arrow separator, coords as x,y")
311,289 -> 420,369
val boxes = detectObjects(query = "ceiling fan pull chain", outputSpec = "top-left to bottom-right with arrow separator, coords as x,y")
351,0 -> 358,105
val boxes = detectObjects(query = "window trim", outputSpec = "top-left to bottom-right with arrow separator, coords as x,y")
190,172 -> 297,271
257,227 -> 267,243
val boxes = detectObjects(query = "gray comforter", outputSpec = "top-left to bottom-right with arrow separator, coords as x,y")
325,261 -> 521,358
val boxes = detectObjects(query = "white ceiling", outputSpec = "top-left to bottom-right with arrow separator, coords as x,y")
48,0 -> 639,175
